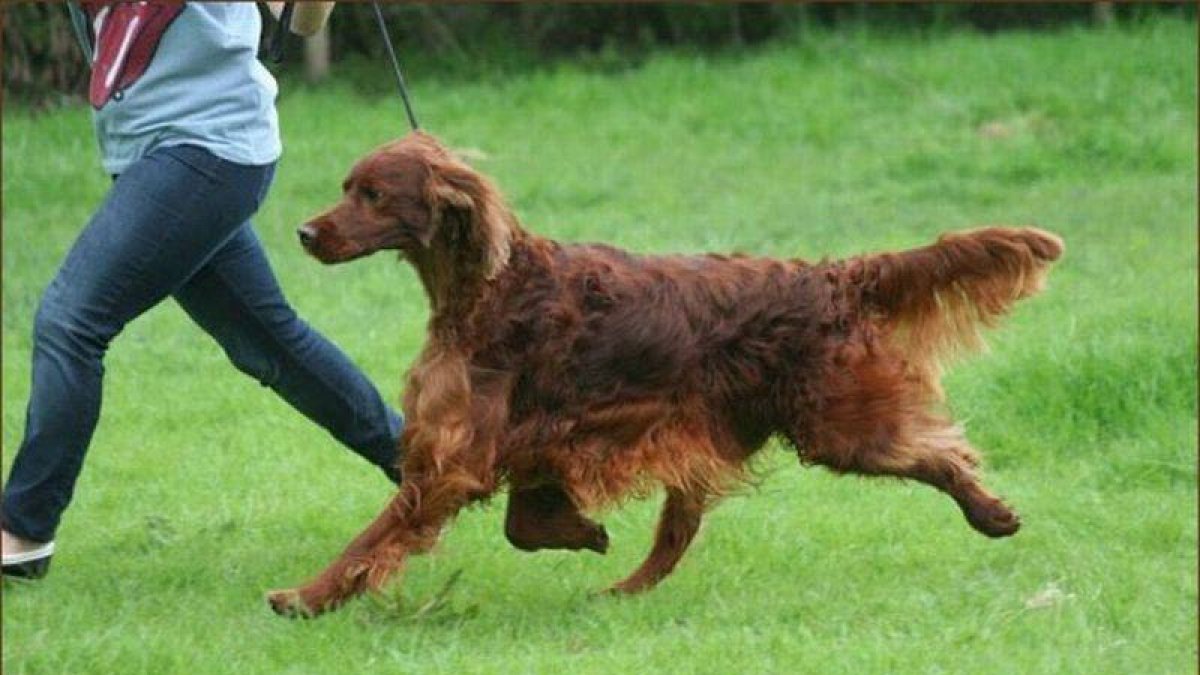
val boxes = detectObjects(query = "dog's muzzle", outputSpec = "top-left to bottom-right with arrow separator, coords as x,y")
297,223 -> 318,250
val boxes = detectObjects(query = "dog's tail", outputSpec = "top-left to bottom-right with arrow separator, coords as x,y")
857,226 -> 1063,375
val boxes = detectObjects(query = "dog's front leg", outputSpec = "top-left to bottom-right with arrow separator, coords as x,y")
267,356 -> 510,617
266,484 -> 413,618
267,454 -> 493,617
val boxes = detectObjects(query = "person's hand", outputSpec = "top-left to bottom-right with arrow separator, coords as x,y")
265,2 -> 335,37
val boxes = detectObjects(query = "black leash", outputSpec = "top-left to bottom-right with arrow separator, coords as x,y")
370,1 -> 421,131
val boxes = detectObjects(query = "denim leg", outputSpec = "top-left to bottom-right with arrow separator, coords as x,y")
172,225 -> 403,482
2,145 -> 273,542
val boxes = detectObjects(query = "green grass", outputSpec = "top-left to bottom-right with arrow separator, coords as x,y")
3,19 -> 1196,674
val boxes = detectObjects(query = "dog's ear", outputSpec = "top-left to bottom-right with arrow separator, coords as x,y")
426,162 -> 478,229
429,171 -> 476,213
425,160 -> 512,279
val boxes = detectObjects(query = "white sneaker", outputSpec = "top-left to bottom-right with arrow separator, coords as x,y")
2,535 -> 54,579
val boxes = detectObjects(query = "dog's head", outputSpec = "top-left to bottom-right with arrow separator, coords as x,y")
299,132 -> 512,279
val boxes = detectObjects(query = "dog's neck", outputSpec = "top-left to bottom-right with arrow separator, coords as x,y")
406,215 -> 526,342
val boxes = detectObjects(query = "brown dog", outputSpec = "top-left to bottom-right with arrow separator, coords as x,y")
268,132 -> 1062,616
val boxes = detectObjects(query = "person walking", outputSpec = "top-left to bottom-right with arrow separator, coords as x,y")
1,2 -> 403,579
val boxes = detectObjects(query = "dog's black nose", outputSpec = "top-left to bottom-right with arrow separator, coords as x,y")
297,224 -> 317,247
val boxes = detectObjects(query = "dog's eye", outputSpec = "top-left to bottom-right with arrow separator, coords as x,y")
361,186 -> 381,203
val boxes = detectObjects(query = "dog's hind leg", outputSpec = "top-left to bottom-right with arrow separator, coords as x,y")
606,488 -> 706,595
505,484 -> 609,554
801,410 -> 1019,538
793,342 -> 1021,538
873,420 -> 1019,538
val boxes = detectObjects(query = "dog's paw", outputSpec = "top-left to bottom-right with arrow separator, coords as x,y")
589,584 -> 627,599
965,499 -> 1021,538
584,524 -> 610,554
598,579 -> 651,597
266,588 -> 316,619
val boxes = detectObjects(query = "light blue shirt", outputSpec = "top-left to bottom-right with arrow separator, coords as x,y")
75,2 -> 281,175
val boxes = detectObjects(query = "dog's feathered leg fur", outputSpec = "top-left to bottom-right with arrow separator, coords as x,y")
268,350 -> 510,617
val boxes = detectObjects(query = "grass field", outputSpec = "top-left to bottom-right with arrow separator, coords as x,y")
3,18 -> 1197,674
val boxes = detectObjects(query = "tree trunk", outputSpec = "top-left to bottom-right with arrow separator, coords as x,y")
304,24 -> 330,82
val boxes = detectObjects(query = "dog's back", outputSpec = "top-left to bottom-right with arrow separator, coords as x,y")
480,240 -> 817,396
477,227 -> 1061,444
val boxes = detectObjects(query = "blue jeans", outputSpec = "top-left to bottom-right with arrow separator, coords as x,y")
1,145 -> 403,543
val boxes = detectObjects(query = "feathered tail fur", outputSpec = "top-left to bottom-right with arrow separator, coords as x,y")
859,227 -> 1064,381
